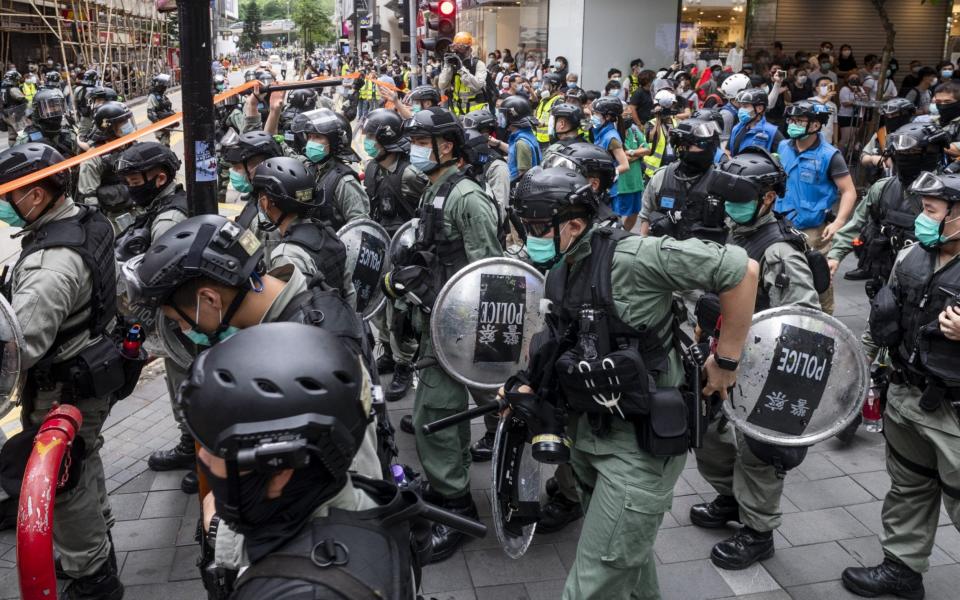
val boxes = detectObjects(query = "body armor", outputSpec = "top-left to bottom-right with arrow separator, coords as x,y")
363,157 -> 418,235
315,160 -> 360,230
862,177 -> 922,285
115,186 -> 189,261
147,93 -> 174,122
282,220 -> 348,293
21,125 -> 77,157
95,151 -> 131,211
650,163 -> 727,244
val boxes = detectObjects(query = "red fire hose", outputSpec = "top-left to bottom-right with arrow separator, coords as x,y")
16,405 -> 83,600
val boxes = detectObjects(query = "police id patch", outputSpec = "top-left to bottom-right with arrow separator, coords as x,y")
237,229 -> 261,256
473,274 -> 526,364
352,230 -> 386,312
746,324 -> 834,436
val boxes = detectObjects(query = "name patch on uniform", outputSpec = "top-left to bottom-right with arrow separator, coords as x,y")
660,196 -> 676,209
473,274 -> 526,364
352,231 -> 386,312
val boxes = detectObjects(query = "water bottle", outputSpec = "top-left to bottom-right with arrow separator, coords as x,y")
121,324 -> 143,359
391,464 -> 408,488
861,387 -> 883,433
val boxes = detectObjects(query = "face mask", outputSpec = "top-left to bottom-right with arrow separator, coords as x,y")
932,77 -> 939,87
872,70 -> 881,78
525,61 -> 535,69
725,199 -> 759,224
229,170 -> 252,194
938,100 -> 960,123
849,79 -> 860,87
679,146 -> 715,173
119,120 -> 136,136
525,235 -> 556,265
0,199 -> 25,227
567,82 -> 577,89
26,76 -> 37,84
915,212 -> 950,248
540,89 -> 550,100
128,177 -> 160,206
737,107 -> 754,124
821,63 -> 832,71
411,102 -> 423,113
944,70 -> 955,80
184,293 -> 240,346
787,123 -> 809,139
590,114 -> 603,129
841,50 -> 851,58
305,141 -> 327,163
912,66 -> 922,74
797,75 -> 808,85
611,76 -> 621,82
363,138 -> 379,158
818,86 -> 830,96
409,143 -> 437,172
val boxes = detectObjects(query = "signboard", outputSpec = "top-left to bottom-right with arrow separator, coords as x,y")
360,15 -> 372,28
224,0 -> 238,19
261,41 -> 273,49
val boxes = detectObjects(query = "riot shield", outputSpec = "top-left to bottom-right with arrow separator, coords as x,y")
388,218 -> 418,263
0,295 -> 23,420
337,219 -> 391,320
430,258 -> 546,391
491,415 -> 541,559
722,306 -> 869,446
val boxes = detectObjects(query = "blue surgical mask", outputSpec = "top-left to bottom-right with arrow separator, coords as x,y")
590,114 -> 603,129
409,143 -> 437,172
724,200 -> 759,224
363,138 -> 379,158
305,141 -> 328,163
229,170 -> 252,194
184,326 -> 239,347
567,82 -> 577,89
524,235 -> 557,265
0,199 -> 25,227
943,70 -> 955,80
737,107 -> 754,124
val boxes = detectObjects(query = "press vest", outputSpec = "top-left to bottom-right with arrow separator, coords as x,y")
507,128 -> 541,180
535,94 -> 561,143
775,135 -> 840,229
729,115 -> 779,155
642,120 -> 670,180
451,58 -> 486,116
651,163 -> 727,244
282,220 -> 348,293
359,79 -> 378,101
594,123 -> 622,197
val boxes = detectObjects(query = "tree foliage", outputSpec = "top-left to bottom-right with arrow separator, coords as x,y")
291,0 -> 334,53
239,0 -> 262,51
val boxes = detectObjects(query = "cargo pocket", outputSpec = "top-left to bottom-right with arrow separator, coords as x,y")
600,483 -> 672,569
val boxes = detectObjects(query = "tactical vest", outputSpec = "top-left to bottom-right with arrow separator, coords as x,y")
651,163 -> 727,244
739,218 -> 831,310
115,186 -> 189,261
413,173 -> 477,280
863,177 -> 921,281
148,93 -> 174,121
363,157 -> 418,234
315,160 -> 360,230
283,220 -> 348,292
21,126 -> 76,157
19,206 -> 117,355
231,476 -> 418,600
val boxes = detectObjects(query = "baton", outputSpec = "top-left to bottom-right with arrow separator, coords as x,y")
418,500 -> 487,538
258,78 -> 344,94
421,397 -> 506,436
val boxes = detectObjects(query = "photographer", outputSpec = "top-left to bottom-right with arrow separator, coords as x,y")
438,31 -> 488,116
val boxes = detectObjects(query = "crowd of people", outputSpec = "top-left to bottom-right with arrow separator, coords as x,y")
0,31 -> 956,600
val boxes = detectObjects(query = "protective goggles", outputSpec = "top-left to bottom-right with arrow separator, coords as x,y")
908,171 -> 960,201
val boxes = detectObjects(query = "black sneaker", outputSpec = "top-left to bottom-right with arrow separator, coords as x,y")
470,432 -> 496,462
147,437 -> 196,472
377,352 -> 396,375
400,414 -> 414,435
842,557 -> 925,599
386,362 -> 414,402
63,560 -> 124,600
710,526 -> 775,570
689,494 -> 740,529
537,493 -> 583,533
181,471 -> 199,494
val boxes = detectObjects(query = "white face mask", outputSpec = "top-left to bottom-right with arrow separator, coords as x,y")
797,76 -> 808,85
818,85 -> 830,96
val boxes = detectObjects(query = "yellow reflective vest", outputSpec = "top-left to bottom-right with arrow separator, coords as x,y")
359,78 -> 378,101
535,94 -> 561,144
642,116 -> 677,179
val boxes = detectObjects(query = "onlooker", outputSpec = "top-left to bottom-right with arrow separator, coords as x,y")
863,57 -> 898,100
900,60 -> 924,91
837,44 -> 858,78
628,69 -> 656,124
837,72 -> 867,151
813,76 -> 839,144
904,66 -> 937,114
814,53 -> 838,85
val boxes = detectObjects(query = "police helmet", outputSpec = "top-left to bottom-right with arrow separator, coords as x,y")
289,108 -> 351,156
0,143 -> 68,196
30,88 -> 66,127
879,97 -> 917,118
462,108 -> 497,133
541,142 -> 617,192
116,141 -> 182,181
669,117 -> 721,149
720,72 -> 751,99
362,108 -> 408,153
512,166 -> 596,222
735,87 -> 769,108
243,68 -> 257,82
885,122 -> 950,155
255,70 -> 275,87
175,323 -> 366,482
402,106 -> 466,153
909,172 -> 960,203
125,214 -> 264,308
784,100 -> 831,125
151,73 -> 172,93
550,103 -> 583,130
591,96 -> 624,118
409,85 -> 442,105
43,71 -> 61,87
541,73 -> 562,89
251,157 -> 319,217
80,68 -> 99,86
217,93 -> 241,111
692,108 -> 725,133
87,86 -> 119,105
286,89 -> 317,111
564,87 -> 587,105
710,146 -> 787,215
222,130 -> 283,165
2,70 -> 20,84
499,95 -> 538,128
92,101 -> 134,140
213,73 -> 227,92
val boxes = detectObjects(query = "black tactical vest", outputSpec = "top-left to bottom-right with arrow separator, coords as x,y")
315,160 -> 361,230
236,200 -> 258,231
863,177 -> 922,281
651,163 -> 728,244
21,126 -> 77,157
412,173 -> 473,281
115,186 -> 189,261
363,157 -> 418,234
283,220 -> 348,293
94,151 -> 131,211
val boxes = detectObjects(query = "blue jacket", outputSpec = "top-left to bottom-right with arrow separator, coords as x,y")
593,122 -> 622,197
775,134 -> 840,229
729,115 -> 779,155
508,128 -> 541,180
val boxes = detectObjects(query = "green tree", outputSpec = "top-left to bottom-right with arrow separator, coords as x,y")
291,0 -> 334,54
261,0 -> 286,20
239,0 -> 262,51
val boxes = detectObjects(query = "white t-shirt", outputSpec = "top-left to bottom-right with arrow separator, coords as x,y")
863,76 -> 898,100
838,87 -> 857,118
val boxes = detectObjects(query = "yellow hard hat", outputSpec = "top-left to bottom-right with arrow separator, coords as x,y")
453,31 -> 474,46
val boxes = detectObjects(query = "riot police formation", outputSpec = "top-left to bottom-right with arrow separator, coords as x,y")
16,87 -> 81,157
146,74 -> 176,147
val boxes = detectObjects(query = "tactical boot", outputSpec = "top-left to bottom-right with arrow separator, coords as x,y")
63,559 -> 124,600
147,431 -> 196,472
690,494 -> 740,529
842,557 -> 925,599
537,493 -> 583,534
386,362 -> 414,402
181,470 -> 199,494
470,432 -> 496,462
400,414 -> 414,435
427,492 -> 479,564
545,476 -> 560,498
711,526 -> 775,570
844,267 -> 872,281
377,351 -> 396,375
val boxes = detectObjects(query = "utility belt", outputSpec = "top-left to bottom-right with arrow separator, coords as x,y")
889,367 -> 960,418
28,334 -> 146,402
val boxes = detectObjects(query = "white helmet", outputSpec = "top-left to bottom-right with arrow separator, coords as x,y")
720,73 -> 752,100
654,89 -> 677,108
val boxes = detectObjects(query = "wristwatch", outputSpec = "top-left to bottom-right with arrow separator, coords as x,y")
713,353 -> 740,371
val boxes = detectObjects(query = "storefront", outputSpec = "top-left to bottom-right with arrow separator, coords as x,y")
457,0 -> 549,62
679,0 -> 748,66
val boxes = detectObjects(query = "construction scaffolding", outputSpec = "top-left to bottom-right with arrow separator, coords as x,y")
0,0 -> 176,99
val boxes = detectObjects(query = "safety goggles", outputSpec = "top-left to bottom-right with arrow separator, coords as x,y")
541,154 -> 579,173
520,218 -> 554,238
908,171 -> 960,202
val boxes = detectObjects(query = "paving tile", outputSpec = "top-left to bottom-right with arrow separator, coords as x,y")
427,591 -> 478,600
119,547 -> 176,586
672,474 -> 696,496
785,580 -> 867,600
422,551 -> 472,594
464,544 -> 565,587
924,563 -> 960,599
656,558 -> 734,600
670,493 -> 708,527
681,469 -> 718,495
849,470 -> 891,500
149,470 -> 191,492
113,470 -> 157,494
777,508 -> 871,546
176,515 -> 200,546
712,592 -> 792,600
844,500 -> 884,535
123,579 -> 207,600
654,525 -> 731,563
140,490 -> 189,519
936,524 -> 960,562
474,583 -> 529,600
710,562 -> 781,596
763,541 -> 860,587
169,544 -> 202,581
823,447 -> 887,475
554,541 -> 576,571
111,516 -> 180,552
110,491 -> 148,521
524,578 -> 566,600
795,453 -> 844,481
782,476 -> 873,511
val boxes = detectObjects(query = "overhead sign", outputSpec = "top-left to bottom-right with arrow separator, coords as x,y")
360,15 -> 372,28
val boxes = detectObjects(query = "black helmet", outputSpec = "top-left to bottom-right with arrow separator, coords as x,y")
670,117 -> 721,147
735,88 -> 768,108
251,157 -> 319,218
710,146 -> 786,225
499,95 -> 537,128
243,68 -> 257,82
591,96 -> 623,118
541,73 -> 562,89
287,89 -> 317,111
222,130 -> 283,165
549,103 -> 583,131
151,73 -> 172,93
880,97 -> 916,118
125,214 -> 264,308
87,86 -> 119,105
0,143 -> 68,196
255,70 -> 275,87
402,106 -> 465,151
43,71 -> 61,87
542,142 -> 617,192
887,122 -> 950,185
29,88 -> 66,128
784,100 -> 831,125
2,70 -> 20,84
116,141 -> 182,180
909,171 -> 960,203
289,108 -> 350,156
461,108 -> 497,133
175,323 -> 366,489
564,87 -> 587,105
362,108 -> 408,153
408,85 -> 441,105
92,101 -> 134,140
80,68 -> 98,86
691,108 -> 725,132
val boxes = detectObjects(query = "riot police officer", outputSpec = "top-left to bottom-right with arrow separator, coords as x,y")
279,88 -> 317,133
42,70 -> 62,90
16,87 -> 81,156
285,108 -> 370,229
214,93 -> 260,202
77,101 -> 135,230
146,74 -> 176,147
841,171 -> 960,599
1,70 -> 26,146
81,86 -> 120,141
384,106 -> 502,561
640,117 -> 728,244
222,130 -> 284,241
861,97 -> 917,174
72,69 -> 99,137
0,144 -> 125,599
361,108 -> 426,401
542,141 -> 619,205
505,165 -> 758,598
690,147 -> 824,570
461,108 -> 510,211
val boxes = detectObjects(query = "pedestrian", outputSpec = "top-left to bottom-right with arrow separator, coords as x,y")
904,66 -> 937,114
590,96 -> 630,211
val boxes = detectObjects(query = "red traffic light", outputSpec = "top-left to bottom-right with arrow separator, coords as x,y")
439,0 -> 455,15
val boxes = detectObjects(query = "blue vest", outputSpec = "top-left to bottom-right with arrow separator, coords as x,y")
593,123 -> 622,197
721,103 -> 738,118
507,128 -> 542,180
775,134 -> 840,229
729,116 -> 779,155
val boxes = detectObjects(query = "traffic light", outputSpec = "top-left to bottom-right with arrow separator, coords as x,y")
422,0 -> 456,54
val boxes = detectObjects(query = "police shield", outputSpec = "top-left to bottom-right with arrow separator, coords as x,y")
430,258 -> 546,391
491,415 -> 542,559
388,218 -> 418,263
337,219 -> 391,320
0,295 -> 24,420
722,306 -> 869,446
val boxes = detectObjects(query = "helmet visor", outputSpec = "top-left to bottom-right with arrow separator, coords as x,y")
909,171 -> 947,197
36,96 -> 65,120
886,133 -> 920,152
541,154 -> 580,173
119,255 -> 153,308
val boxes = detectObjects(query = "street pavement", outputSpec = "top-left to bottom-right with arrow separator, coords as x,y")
0,71 -> 958,599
